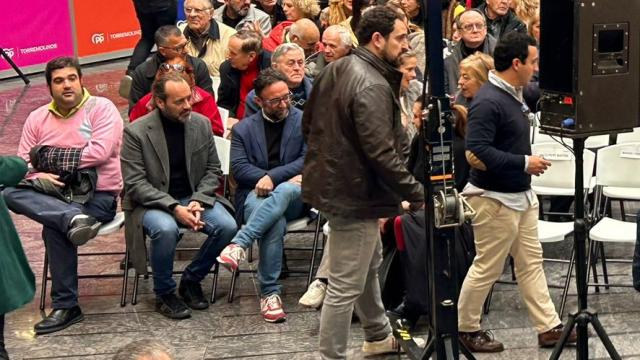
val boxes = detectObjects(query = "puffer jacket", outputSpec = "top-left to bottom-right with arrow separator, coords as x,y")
302,47 -> 424,219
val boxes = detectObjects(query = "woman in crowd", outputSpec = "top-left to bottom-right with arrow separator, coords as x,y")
129,56 -> 223,136
528,11 -> 540,44
398,51 -> 422,141
264,0 -> 322,51
0,156 -> 35,360
323,0 -> 352,27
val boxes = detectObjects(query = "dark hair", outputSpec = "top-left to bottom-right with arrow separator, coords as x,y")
152,72 -> 189,103
253,68 -> 289,97
493,31 -> 537,72
45,57 -> 82,86
154,25 -> 183,47
355,6 -> 404,46
231,30 -> 263,54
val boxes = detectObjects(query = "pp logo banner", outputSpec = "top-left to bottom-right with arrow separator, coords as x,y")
91,33 -> 105,44
2,48 -> 15,58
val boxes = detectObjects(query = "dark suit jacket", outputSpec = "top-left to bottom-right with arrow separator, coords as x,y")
120,110 -> 233,274
129,53 -> 214,111
230,107 -> 306,224
217,51 -> 272,117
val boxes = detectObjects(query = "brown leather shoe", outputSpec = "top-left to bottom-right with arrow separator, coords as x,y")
538,324 -> 577,347
459,330 -> 505,353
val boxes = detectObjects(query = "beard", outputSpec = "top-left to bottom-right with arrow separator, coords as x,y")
382,47 -> 406,67
160,107 -> 191,124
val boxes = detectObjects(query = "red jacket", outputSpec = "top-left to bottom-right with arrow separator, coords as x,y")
129,86 -> 223,136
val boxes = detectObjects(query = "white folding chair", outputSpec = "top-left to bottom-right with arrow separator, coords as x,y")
616,127 -> 640,144
214,136 -> 231,196
587,143 -> 640,289
218,108 -> 230,137
211,76 -> 221,100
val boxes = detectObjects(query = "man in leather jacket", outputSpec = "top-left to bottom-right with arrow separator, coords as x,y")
302,6 -> 424,359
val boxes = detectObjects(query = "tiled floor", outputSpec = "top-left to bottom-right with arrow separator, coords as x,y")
2,60 -> 640,359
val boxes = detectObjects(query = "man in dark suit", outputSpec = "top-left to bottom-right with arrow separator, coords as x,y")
121,72 -> 237,320
217,68 -> 306,323
128,25 -> 214,111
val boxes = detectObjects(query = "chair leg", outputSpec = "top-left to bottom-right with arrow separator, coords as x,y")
211,263 -> 219,304
307,218 -> 323,287
559,247 -> 575,319
40,248 -> 49,311
132,271 -> 140,305
620,200 -> 626,221
228,269 -> 238,303
120,249 -> 130,307
483,285 -> 494,315
598,242 -> 610,290
587,240 -> 600,293
248,244 -> 254,263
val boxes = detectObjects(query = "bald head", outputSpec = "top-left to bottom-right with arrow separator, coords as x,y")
289,18 -> 320,57
322,25 -> 352,62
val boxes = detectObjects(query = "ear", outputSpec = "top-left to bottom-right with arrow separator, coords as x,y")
248,51 -> 257,62
512,58 -> 520,71
155,97 -> 166,111
371,32 -> 385,50
254,95 -> 264,108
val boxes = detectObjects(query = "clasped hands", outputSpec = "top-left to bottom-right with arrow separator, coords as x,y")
173,201 -> 205,231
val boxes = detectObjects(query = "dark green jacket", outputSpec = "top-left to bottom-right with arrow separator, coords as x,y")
0,156 -> 35,314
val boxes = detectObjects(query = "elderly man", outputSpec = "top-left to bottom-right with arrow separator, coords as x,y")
444,9 -> 497,96
306,24 -> 352,78
244,43 -> 312,117
121,72 -> 237,319
3,57 -> 123,335
214,0 -> 272,36
217,30 -> 272,122
263,18 -> 321,58
217,68 -> 306,323
179,0 -> 236,77
477,0 -> 526,40
129,25 -> 213,110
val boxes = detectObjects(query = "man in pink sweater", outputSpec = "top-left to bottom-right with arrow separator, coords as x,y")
3,57 -> 123,335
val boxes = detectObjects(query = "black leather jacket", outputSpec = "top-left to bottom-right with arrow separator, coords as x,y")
302,47 -> 424,219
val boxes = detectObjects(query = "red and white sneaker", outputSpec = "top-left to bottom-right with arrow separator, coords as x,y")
216,244 -> 246,272
260,294 -> 287,323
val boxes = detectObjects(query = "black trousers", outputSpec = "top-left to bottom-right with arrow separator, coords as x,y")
127,6 -> 177,73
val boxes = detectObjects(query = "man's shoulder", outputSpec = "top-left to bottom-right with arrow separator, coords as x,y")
289,107 -> 303,121
127,111 -> 159,133
234,113 -> 260,134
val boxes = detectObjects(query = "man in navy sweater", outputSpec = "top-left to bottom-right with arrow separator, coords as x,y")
458,32 -> 576,352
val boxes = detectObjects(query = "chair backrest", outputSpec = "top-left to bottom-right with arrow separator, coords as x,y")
218,107 -> 229,131
214,136 -> 231,175
211,76 -> 221,99
531,126 -> 574,147
531,142 -> 596,189
616,127 -> 640,144
595,142 -> 640,187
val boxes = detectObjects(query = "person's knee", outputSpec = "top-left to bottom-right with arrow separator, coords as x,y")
2,187 -> 21,209
273,182 -> 302,199
146,218 -> 180,243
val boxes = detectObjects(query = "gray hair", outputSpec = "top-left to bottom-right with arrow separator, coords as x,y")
154,25 -> 182,47
324,25 -> 353,48
112,339 -> 174,360
272,43 -> 305,63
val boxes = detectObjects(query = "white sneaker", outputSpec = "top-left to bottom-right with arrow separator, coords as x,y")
298,279 -> 327,308
260,294 -> 287,323
216,244 -> 246,271
362,334 -> 403,357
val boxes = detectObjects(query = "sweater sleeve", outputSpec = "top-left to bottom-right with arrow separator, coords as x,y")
465,99 -> 526,172
79,100 -> 124,168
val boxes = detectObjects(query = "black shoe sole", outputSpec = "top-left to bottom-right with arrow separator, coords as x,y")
184,301 -> 209,310
68,222 -> 101,246
155,307 -> 192,320
34,313 -> 85,335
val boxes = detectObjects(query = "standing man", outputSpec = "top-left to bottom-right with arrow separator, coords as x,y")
477,0 -> 526,40
121,72 -> 237,319
3,57 -> 123,335
459,32 -> 575,352
302,6 -> 424,359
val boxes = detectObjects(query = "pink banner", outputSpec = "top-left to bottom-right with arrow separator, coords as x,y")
0,0 -> 74,71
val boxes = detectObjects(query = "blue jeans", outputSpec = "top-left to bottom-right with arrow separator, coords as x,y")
234,182 -> 305,296
3,187 -> 116,309
143,199 -> 236,296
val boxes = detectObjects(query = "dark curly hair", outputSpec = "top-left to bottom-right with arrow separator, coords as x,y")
355,6 -> 404,46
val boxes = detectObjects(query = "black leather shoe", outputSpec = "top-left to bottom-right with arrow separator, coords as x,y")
67,216 -> 101,246
155,293 -> 191,319
179,279 -> 209,310
387,301 -> 420,330
34,306 -> 84,335
459,330 -> 504,353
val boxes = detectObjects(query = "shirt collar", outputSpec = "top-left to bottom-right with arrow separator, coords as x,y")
488,70 -> 524,103
48,88 -> 91,119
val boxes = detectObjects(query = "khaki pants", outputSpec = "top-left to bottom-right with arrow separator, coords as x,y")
458,196 -> 561,333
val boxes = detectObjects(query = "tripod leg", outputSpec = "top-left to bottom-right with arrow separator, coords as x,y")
0,48 -> 29,85
560,246 -> 575,318
420,337 -> 435,359
549,313 -> 577,360
458,339 -> 476,360
483,285 -> 494,315
589,314 -> 622,360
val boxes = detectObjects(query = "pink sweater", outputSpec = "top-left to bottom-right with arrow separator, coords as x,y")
18,96 -> 124,194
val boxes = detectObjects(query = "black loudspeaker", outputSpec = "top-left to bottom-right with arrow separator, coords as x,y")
538,0 -> 640,137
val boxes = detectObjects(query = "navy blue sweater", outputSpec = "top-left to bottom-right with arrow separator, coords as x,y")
466,82 -> 531,193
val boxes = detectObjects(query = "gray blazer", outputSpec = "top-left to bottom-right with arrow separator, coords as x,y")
120,110 -> 233,274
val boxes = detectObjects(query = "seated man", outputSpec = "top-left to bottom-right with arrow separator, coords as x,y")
129,25 -> 213,110
217,30 -> 271,121
305,24 -> 353,78
214,0 -> 272,35
263,18 -> 321,58
244,43 -> 312,117
121,72 -> 237,319
217,68 -> 307,323
3,57 -> 123,335
180,0 -> 237,77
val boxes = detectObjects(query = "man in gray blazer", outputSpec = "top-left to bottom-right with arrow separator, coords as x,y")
121,72 -> 237,320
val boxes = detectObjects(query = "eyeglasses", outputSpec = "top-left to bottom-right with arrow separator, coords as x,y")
160,43 -> 188,53
184,6 -> 212,15
461,23 -> 487,32
159,63 -> 186,72
262,93 -> 292,106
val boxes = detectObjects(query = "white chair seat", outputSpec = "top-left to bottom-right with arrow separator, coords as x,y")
533,176 -> 596,196
323,222 -> 331,236
287,216 -> 311,232
585,135 -> 610,149
589,217 -> 637,243
537,220 -> 573,243
97,212 -> 125,236
603,186 -> 640,200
